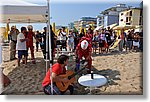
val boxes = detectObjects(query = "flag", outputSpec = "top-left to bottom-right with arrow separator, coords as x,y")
52,22 -> 55,33
65,28 -> 68,36
5,23 -> 10,40
73,27 -> 78,33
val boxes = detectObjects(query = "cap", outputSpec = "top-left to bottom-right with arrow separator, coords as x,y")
27,25 -> 33,29
81,40 -> 88,50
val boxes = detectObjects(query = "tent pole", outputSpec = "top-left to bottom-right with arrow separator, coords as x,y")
47,0 -> 53,95
0,36 -> 3,94
46,22 -> 48,73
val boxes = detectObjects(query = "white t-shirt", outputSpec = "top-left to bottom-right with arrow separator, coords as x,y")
60,32 -> 67,41
16,33 -> 27,50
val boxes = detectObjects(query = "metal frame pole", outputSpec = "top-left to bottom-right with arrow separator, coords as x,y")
47,0 -> 53,95
0,36 -> 3,94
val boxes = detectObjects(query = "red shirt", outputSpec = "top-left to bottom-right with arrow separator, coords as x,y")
76,42 -> 92,56
42,63 -> 66,87
26,31 -> 35,47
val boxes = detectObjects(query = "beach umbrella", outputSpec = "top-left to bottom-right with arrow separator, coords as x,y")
108,23 -> 117,29
113,25 -> 135,30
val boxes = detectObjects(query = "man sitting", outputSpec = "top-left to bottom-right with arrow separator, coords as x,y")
42,55 -> 74,95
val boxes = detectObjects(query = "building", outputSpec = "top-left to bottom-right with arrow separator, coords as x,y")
79,17 -> 97,30
96,15 -> 104,27
119,8 -> 142,26
68,22 -> 74,30
73,20 -> 80,31
97,4 -> 128,28
72,17 -> 97,31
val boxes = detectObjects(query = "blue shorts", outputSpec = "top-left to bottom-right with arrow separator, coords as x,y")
43,84 -> 74,95
18,50 -> 28,60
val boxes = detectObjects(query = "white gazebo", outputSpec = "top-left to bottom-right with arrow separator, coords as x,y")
0,0 -> 53,94
0,0 -> 47,23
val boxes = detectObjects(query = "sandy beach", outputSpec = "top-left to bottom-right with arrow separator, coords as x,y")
1,46 -> 143,95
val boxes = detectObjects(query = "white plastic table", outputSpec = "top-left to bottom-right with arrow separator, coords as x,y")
78,74 -> 107,94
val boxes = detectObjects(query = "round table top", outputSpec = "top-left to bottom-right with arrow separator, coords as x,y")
78,74 -> 107,87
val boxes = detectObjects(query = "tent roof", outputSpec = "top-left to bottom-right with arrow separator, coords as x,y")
0,5 -> 48,23
0,0 -> 38,6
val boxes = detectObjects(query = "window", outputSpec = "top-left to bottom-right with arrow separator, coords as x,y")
126,17 -> 128,22
129,17 -> 131,22
126,23 -> 131,25
130,11 -> 132,16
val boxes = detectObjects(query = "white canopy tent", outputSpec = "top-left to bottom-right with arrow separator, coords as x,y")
1,6 -> 47,23
0,0 -> 47,23
0,0 -> 53,94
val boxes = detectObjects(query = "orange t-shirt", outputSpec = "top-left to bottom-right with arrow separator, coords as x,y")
42,63 -> 66,87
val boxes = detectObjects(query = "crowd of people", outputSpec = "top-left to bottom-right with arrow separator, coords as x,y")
8,25 -> 56,66
7,24 -> 143,95
55,26 -> 143,54
8,24 -> 143,65
41,25 -> 143,95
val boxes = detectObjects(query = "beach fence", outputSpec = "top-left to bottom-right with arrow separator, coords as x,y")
54,45 -> 76,70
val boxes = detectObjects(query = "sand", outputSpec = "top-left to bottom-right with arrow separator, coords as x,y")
1,46 -> 143,95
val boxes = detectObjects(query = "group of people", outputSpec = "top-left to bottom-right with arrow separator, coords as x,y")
92,27 -> 143,54
42,39 -> 92,95
8,24 -> 143,95
8,25 -> 36,65
42,26 -> 94,95
42,25 -> 143,95
9,25 -> 56,66
15,25 -> 36,66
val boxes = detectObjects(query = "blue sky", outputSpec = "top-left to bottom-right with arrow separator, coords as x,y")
1,0 -> 142,31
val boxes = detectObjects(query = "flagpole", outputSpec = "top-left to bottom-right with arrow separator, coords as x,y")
47,0 -> 53,95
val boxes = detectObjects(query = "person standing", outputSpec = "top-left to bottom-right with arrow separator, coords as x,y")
79,28 -> 85,39
59,27 -> 67,51
42,26 -> 56,64
119,29 -> 126,52
98,29 -> 107,54
16,27 -> 28,66
126,30 -> 133,52
9,26 -> 18,60
35,30 -> 42,52
68,30 -> 74,52
26,25 -> 36,64
92,30 -> 99,54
